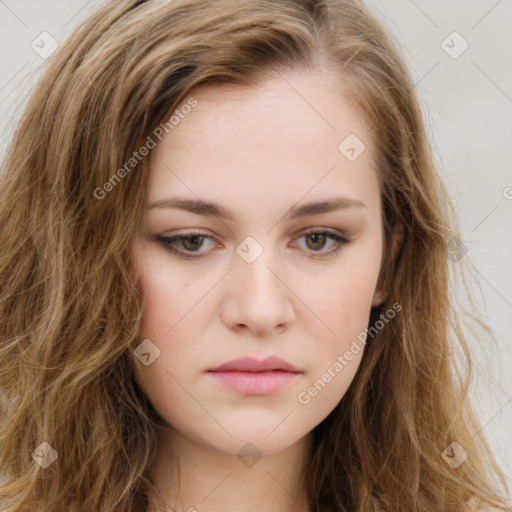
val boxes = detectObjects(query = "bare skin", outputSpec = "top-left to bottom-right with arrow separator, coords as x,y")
130,67 -> 399,512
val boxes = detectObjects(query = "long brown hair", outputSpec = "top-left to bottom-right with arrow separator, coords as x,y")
0,0 -> 509,510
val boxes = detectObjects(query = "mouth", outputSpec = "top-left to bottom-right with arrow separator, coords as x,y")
206,370 -> 301,396
206,356 -> 302,396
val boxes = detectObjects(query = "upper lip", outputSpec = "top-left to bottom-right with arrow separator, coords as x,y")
207,356 -> 301,373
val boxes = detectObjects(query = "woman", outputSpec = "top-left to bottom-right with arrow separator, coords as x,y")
0,0 -> 509,510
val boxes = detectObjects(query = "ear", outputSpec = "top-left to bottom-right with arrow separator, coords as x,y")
371,223 -> 404,307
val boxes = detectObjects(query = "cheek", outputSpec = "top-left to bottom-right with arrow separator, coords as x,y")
132,277 -> 203,430
134,272 -> 202,383
296,246 -> 381,406
135,249 -> 200,337
130,247 -> 202,397
297,348 -> 364,416
313,270 -> 375,321
295,280 -> 371,416
300,249 -> 381,334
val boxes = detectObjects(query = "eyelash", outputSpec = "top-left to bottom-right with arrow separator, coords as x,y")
157,228 -> 350,260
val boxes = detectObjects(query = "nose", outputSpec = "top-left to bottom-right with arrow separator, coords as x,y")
220,245 -> 295,336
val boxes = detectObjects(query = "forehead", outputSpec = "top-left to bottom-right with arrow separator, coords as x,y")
146,69 -> 380,220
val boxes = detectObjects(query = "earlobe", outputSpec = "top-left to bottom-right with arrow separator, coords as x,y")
371,224 -> 404,308
371,290 -> 384,308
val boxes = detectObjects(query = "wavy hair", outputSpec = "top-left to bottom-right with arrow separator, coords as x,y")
0,0 -> 509,510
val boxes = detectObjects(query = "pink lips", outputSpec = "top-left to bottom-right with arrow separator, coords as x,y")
206,356 -> 302,396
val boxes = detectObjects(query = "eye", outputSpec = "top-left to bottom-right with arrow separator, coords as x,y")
157,228 -> 350,259
157,230 -> 218,259
292,228 -> 350,258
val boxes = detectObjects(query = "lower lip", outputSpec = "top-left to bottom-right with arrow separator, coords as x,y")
206,370 -> 301,395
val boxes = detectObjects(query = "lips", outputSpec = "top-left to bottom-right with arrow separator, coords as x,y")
207,356 -> 301,373
206,356 -> 302,395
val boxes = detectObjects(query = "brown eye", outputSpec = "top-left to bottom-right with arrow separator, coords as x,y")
158,228 -> 350,260
294,229 -> 350,258
181,235 -> 206,251
305,233 -> 328,251
157,231 -> 218,258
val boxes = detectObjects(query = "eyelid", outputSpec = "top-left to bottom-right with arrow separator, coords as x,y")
292,227 -> 350,259
157,227 -> 351,259
156,229 -> 218,259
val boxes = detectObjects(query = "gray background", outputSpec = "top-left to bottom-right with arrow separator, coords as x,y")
1,0 -> 511,488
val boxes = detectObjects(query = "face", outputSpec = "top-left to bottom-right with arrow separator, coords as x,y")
130,68 -> 384,457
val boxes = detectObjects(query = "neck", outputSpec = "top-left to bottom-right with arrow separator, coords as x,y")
147,427 -> 313,512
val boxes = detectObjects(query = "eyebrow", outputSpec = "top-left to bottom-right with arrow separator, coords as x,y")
147,195 -> 367,220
